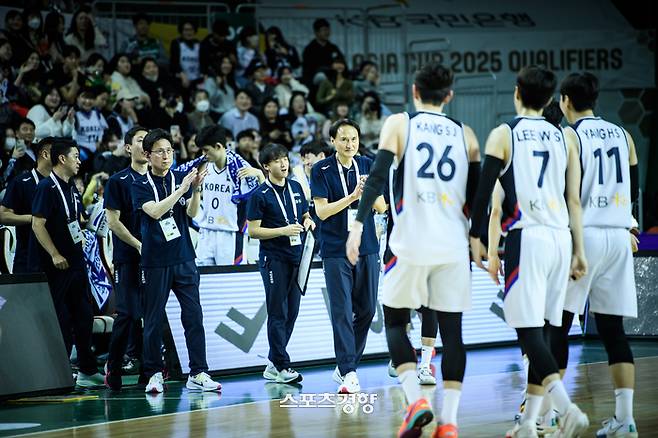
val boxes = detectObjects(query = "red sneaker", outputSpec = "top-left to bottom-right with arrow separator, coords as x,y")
433,423 -> 458,438
398,398 -> 434,438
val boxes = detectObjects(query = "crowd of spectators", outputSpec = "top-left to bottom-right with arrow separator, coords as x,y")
1,9 -> 389,197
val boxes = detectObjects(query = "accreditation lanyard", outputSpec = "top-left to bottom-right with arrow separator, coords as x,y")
336,156 -> 359,198
50,174 -> 78,221
266,180 -> 297,224
146,171 -> 176,214
31,169 -> 39,184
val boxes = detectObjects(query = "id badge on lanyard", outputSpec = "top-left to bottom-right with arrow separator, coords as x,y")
266,180 -> 302,247
50,174 -> 82,244
337,157 -> 360,232
147,172 -> 181,242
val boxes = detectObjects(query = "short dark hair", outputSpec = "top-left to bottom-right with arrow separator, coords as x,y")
236,130 -> 255,142
212,19 -> 229,36
235,88 -> 252,100
177,20 -> 198,34
62,44 -> 81,59
542,101 -> 563,128
329,118 -> 360,140
125,125 -> 147,145
313,18 -> 330,32
50,138 -> 77,166
196,125 -> 227,149
132,12 -> 151,25
35,136 -> 54,157
559,72 -> 599,112
142,128 -> 172,153
15,117 -> 35,130
259,143 -> 289,166
516,65 -> 557,110
300,140 -> 326,157
414,62 -> 453,105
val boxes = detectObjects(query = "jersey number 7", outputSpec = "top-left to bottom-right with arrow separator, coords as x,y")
532,150 -> 549,188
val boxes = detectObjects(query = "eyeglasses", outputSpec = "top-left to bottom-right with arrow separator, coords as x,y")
151,148 -> 175,156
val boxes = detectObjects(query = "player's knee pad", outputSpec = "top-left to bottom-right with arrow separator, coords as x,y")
418,306 -> 438,338
516,327 -> 559,382
437,311 -> 466,382
384,306 -> 416,367
549,311 -> 575,370
594,313 -> 634,365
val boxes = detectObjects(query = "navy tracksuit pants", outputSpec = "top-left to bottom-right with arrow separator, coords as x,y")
141,261 -> 208,377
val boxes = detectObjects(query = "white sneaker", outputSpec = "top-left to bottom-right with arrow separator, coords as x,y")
417,366 -> 436,385
263,362 -> 278,381
332,367 -> 344,385
338,371 -> 360,394
537,410 -> 558,436
506,421 -> 539,438
276,368 -> 302,384
388,360 -> 398,378
554,403 -> 589,438
596,417 -> 638,438
186,372 -> 221,392
145,372 -> 164,393
76,372 -> 105,388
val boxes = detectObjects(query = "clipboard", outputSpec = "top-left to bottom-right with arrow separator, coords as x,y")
296,231 -> 315,295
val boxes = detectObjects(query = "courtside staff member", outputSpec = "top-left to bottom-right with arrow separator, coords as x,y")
247,143 -> 315,384
132,128 -> 221,394
31,138 -> 104,387
0,137 -> 53,273
104,126 -> 149,390
310,119 -> 386,393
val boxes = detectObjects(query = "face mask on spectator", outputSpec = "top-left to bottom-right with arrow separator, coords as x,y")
144,73 -> 158,82
4,137 -> 16,150
195,99 -> 210,113
28,18 -> 41,30
175,101 -> 184,113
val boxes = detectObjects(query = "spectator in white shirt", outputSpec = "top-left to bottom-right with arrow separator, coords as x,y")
27,85 -> 75,140
219,89 -> 260,137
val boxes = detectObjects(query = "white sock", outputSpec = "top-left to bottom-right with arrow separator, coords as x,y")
614,388 -> 634,420
441,388 -> 461,425
522,394 -> 543,425
545,380 -> 571,416
399,369 -> 422,404
539,392 -> 553,417
420,345 -> 434,368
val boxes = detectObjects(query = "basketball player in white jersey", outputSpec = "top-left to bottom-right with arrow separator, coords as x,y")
195,125 -> 264,265
469,65 -> 589,438
347,62 -> 481,438
551,72 -> 639,438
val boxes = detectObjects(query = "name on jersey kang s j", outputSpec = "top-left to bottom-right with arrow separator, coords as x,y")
414,121 -> 460,137
514,129 -> 562,143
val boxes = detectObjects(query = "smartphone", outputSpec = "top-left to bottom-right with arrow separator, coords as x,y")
170,125 -> 181,137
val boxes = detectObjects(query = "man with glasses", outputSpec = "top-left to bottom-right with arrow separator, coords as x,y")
132,128 -> 221,393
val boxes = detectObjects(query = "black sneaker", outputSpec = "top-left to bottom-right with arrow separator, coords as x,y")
122,358 -> 141,375
105,370 -> 122,391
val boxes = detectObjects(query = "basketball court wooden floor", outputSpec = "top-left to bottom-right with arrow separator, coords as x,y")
1,340 -> 657,437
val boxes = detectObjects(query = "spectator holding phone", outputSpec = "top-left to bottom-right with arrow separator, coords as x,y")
27,85 -> 75,140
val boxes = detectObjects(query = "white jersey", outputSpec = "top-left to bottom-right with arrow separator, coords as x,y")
179,41 -> 200,81
388,111 -> 470,265
571,117 -> 632,229
499,116 -> 569,232
74,110 -> 108,152
198,162 -> 238,232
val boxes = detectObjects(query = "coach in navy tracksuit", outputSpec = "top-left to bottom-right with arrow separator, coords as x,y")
247,143 -> 315,384
0,138 -> 53,273
103,126 -> 149,390
310,119 -> 386,393
131,128 -> 220,394
31,138 -> 104,387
